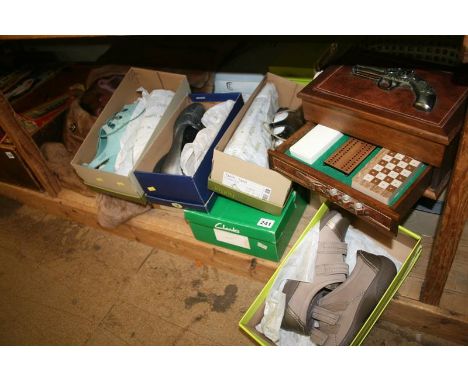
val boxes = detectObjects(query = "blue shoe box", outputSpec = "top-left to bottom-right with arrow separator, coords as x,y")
134,92 -> 243,212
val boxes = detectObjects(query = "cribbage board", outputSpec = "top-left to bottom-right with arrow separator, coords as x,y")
351,149 -> 423,205
324,137 -> 376,175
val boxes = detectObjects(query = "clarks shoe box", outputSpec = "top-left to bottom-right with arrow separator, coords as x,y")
239,203 -> 423,345
184,190 -> 307,262
134,92 -> 243,212
71,67 -> 190,203
208,73 -> 304,215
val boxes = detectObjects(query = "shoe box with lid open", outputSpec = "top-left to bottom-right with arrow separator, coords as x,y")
134,92 -> 243,212
239,201 -> 422,346
208,73 -> 305,216
71,67 -> 190,203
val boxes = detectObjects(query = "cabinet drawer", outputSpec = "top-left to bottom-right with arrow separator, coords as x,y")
269,124 -> 432,233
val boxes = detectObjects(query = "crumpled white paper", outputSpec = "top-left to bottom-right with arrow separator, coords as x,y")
256,215 -> 402,346
180,100 -> 235,176
114,87 -> 175,176
223,82 -> 278,168
256,223 -> 320,343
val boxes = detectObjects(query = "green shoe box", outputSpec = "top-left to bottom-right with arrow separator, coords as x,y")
239,202 -> 423,345
184,190 -> 307,262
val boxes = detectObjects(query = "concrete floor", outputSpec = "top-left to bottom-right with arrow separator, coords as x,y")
0,196 -> 455,346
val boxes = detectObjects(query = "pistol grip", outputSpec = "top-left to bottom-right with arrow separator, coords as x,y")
414,92 -> 436,112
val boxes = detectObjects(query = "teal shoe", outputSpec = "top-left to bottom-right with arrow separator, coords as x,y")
85,102 -> 141,173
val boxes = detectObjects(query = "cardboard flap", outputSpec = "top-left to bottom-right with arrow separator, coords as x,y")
211,149 -> 291,206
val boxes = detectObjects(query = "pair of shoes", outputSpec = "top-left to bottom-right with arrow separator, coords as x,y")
281,211 -> 397,345
281,210 -> 350,335
85,102 -> 140,172
268,107 -> 305,148
308,250 -> 397,345
155,102 -> 206,175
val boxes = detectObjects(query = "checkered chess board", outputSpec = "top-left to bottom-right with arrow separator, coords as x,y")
351,149 -> 422,205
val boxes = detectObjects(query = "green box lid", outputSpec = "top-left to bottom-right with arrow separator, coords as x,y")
185,191 -> 299,243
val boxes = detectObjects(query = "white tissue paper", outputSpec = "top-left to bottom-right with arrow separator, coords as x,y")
180,100 -> 235,176
256,215 -> 402,346
223,82 -> 279,168
114,87 -> 175,176
257,223 -> 320,343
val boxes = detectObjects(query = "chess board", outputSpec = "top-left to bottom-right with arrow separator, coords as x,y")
351,149 -> 423,205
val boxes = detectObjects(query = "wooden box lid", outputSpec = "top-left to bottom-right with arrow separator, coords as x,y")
299,65 -> 468,146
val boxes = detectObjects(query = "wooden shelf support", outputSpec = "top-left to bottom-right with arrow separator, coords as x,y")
0,91 -> 61,196
420,110 -> 468,306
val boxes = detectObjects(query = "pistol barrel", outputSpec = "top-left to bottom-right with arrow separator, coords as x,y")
352,65 -> 387,81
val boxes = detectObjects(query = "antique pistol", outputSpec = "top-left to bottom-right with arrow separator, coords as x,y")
351,65 -> 436,112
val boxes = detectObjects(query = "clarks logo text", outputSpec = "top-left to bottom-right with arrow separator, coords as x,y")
215,223 -> 240,234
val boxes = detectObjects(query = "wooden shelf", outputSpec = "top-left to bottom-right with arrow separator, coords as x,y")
0,35 -> 101,40
0,180 -> 466,344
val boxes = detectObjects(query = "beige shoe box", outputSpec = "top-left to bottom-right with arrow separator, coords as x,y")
71,67 -> 190,203
208,73 -> 304,215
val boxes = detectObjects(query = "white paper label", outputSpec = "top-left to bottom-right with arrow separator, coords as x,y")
5,151 -> 14,159
257,242 -> 268,250
222,172 -> 272,201
214,228 -> 250,249
257,218 -> 275,229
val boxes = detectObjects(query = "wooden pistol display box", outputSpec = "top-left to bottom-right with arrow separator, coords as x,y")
298,65 -> 468,168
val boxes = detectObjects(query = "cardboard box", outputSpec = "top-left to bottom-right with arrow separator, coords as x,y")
239,203 -> 423,345
208,73 -> 304,215
71,67 -> 190,202
134,92 -> 244,212
184,190 -> 307,262
268,66 -> 315,85
17,93 -> 72,135
214,72 -> 263,102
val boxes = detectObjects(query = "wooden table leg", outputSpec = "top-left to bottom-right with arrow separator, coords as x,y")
420,114 -> 468,306
0,92 -> 61,197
